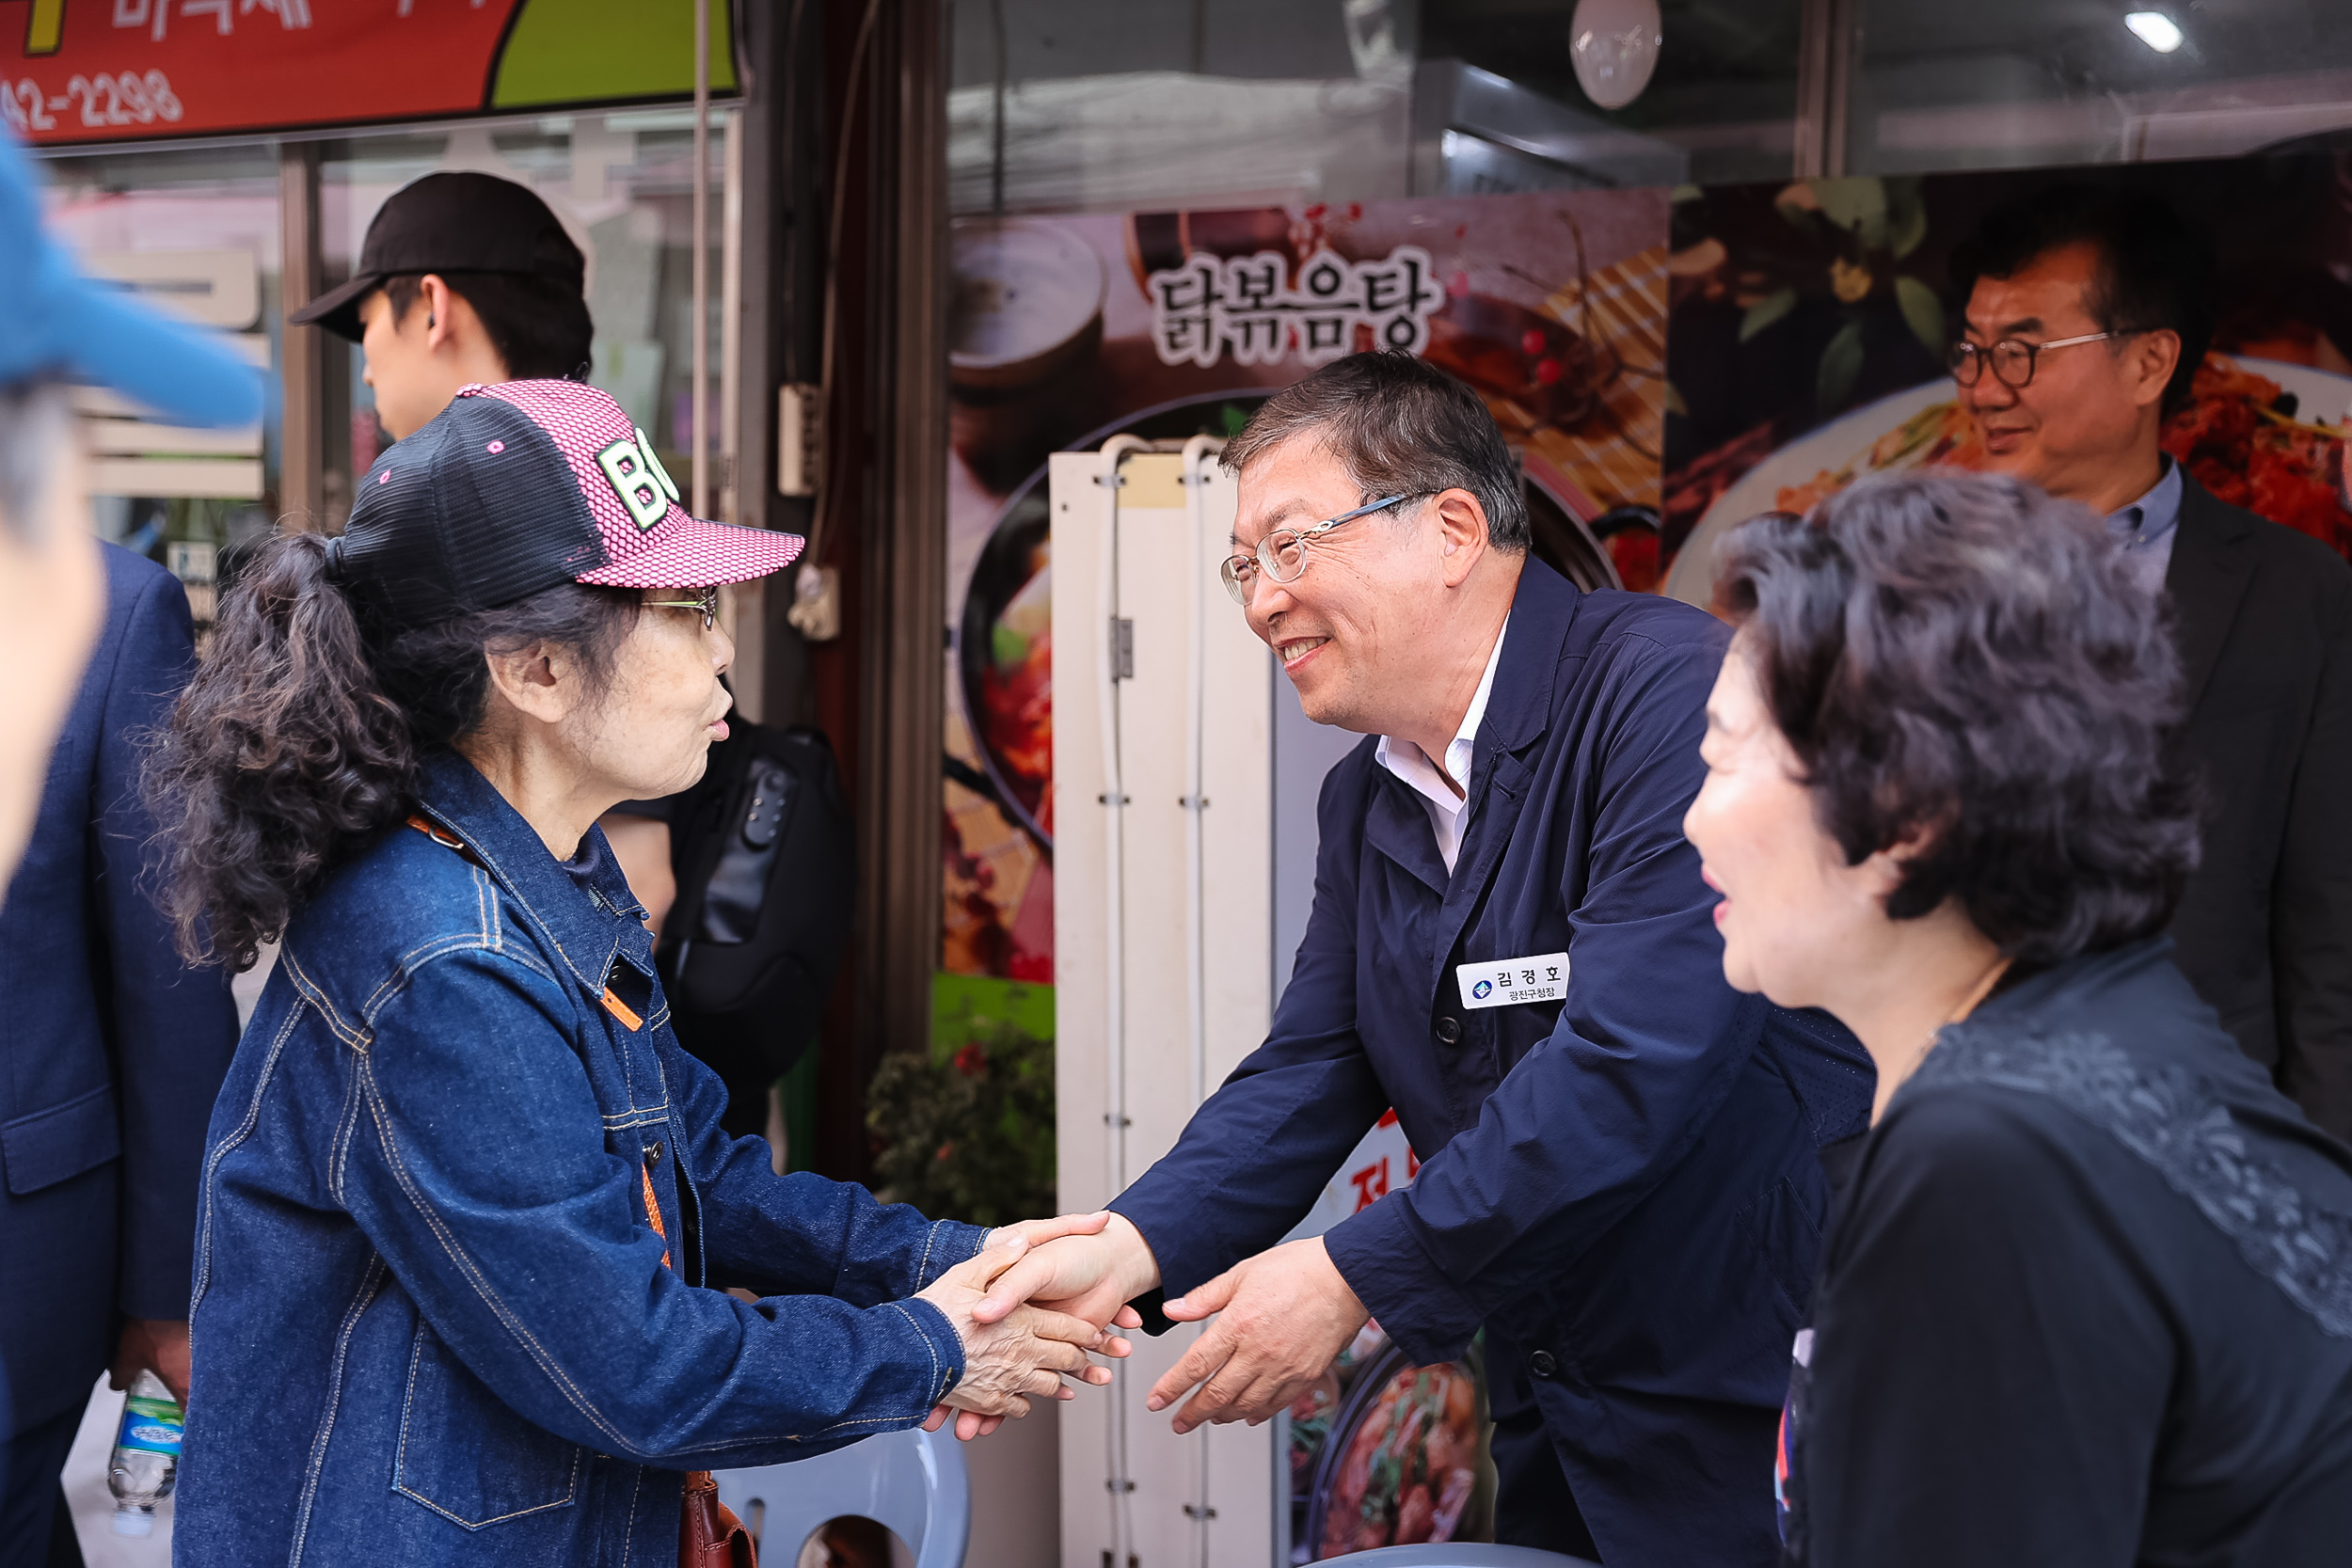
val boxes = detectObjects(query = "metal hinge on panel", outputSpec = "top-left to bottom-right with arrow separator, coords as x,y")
1105,1478 -> 1136,1493
1183,1503 -> 1218,1520
1110,617 -> 1134,680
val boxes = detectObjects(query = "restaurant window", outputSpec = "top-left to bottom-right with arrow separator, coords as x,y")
1849,0 -> 2352,175
39,141 -> 280,643
318,110 -> 735,520
948,0 -> 1414,216
33,105 -> 735,638
948,1 -> 1807,219
1418,0 -> 1805,189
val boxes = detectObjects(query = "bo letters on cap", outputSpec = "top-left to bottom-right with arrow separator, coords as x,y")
596,427 -> 681,531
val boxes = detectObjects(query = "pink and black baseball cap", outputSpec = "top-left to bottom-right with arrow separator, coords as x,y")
327,379 -> 802,624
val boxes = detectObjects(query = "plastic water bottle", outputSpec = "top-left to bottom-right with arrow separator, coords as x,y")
107,1369 -> 183,1536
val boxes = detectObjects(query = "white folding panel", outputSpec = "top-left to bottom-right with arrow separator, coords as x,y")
1053,443 -> 1276,1568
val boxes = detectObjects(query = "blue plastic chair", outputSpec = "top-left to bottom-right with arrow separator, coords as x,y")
712,1427 -> 970,1568
1324,1548 -> 1597,1568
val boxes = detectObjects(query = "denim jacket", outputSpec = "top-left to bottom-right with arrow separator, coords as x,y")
174,752 -> 986,1567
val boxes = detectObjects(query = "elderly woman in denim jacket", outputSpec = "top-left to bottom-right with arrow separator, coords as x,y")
146,381 -> 1129,1567
1684,472 -> 2352,1566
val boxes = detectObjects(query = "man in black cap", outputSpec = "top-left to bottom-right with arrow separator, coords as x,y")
290,171 -> 593,441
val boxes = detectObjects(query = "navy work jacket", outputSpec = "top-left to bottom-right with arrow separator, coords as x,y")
1112,562 -> 1872,1566
0,545 -> 239,1440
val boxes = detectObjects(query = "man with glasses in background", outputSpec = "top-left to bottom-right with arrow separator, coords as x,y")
974,352 -> 1872,1565
1948,187 -> 2352,1141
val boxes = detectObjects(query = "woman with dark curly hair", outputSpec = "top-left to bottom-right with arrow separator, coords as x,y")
144,379 -> 1124,1567
1684,471 -> 2352,1566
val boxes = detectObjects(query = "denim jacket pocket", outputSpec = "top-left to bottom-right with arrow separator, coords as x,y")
394,1323 -> 582,1528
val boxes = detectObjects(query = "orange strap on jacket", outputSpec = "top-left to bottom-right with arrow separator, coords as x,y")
405,813 -> 465,849
405,820 -> 676,1273
404,814 -> 485,866
642,1164 -> 673,1271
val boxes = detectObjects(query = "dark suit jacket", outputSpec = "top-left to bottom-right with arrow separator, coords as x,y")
0,544 -> 239,1437
2165,474 -> 2352,1140
1114,561 -> 1873,1567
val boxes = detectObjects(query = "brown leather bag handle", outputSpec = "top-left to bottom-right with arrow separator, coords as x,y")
680,1468 -> 756,1568
636,1022 -> 756,1568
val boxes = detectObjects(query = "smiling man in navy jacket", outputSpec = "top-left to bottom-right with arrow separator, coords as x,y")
977,352 -> 1872,1564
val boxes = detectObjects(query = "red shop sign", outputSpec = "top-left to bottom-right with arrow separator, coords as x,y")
2,0 -> 735,148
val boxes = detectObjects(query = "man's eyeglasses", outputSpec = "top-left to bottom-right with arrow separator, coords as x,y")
1220,495 -> 1418,606
646,586 -> 720,631
1947,331 -> 2131,390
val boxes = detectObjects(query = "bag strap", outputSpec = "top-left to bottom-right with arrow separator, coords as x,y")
638,1037 -> 755,1567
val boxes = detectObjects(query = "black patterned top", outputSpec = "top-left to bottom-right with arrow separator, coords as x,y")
1779,938 -> 2352,1567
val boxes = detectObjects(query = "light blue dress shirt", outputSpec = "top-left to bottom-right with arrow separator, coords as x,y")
2107,457 -> 2183,596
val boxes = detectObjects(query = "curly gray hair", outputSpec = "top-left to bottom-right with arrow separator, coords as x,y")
1715,469 -> 2201,964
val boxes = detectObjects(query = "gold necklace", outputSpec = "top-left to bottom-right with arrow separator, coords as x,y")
1876,955 -> 2015,1123
1929,955 -> 2012,1050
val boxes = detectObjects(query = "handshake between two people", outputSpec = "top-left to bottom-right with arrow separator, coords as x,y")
914,1210 -> 1374,1444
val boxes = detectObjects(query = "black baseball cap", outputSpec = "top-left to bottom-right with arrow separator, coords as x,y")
326,379 -> 800,627
289,172 -> 585,343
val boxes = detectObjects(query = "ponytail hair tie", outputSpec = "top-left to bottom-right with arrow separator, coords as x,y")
319,533 -> 348,583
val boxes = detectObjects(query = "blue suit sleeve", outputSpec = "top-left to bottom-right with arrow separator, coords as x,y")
1325,634 -> 1760,1364
1108,759 -> 1391,1296
95,568 -> 242,1320
667,1022 -> 990,1302
337,948 -> 971,1467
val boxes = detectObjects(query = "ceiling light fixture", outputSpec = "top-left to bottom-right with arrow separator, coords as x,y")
2124,11 -> 2185,52
1570,0 -> 1663,111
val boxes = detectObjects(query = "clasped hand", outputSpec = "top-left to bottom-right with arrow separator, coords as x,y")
916,1212 -> 1139,1441
969,1218 -> 1368,1437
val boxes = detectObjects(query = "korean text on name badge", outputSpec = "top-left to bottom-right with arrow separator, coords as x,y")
1455,952 -> 1570,1011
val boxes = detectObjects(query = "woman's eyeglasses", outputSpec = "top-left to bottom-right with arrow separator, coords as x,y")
1220,495 -> 1418,605
646,586 -> 720,631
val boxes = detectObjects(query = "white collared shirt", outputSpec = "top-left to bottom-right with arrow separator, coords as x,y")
1374,617 -> 1509,875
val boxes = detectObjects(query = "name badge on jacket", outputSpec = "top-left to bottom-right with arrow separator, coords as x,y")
1456,952 -> 1569,1009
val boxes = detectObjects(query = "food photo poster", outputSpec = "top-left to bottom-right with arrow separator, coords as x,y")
942,187 -> 1671,1005
943,147 -> 2352,1012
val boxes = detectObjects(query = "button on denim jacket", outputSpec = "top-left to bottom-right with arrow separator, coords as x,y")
175,752 -> 985,1567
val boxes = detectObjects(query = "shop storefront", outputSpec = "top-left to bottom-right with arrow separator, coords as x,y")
939,1 -> 2352,1030
15,2 -> 2352,1563
919,5 -> 2352,1564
